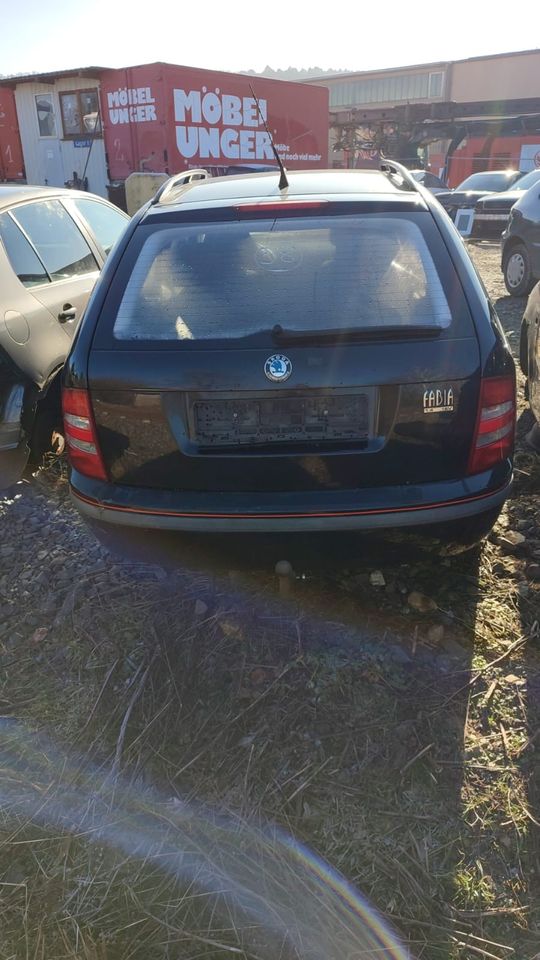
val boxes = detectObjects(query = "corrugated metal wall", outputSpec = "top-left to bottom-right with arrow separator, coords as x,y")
14,77 -> 108,197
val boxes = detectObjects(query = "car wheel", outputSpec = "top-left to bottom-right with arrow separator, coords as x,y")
503,243 -> 534,297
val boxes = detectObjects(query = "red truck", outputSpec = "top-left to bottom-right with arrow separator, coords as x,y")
99,62 -> 329,182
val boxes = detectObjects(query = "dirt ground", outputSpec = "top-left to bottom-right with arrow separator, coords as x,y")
0,242 -> 539,960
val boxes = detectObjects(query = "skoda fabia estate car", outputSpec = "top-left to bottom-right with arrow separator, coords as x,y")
63,165 -> 516,549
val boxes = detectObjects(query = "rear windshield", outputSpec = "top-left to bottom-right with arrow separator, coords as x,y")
514,169 -> 540,191
111,215 -> 452,342
456,172 -> 520,192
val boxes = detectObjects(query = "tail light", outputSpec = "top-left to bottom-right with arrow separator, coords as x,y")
468,375 -> 515,475
62,387 -> 107,481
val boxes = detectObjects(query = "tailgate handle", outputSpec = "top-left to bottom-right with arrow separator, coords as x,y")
58,303 -> 77,323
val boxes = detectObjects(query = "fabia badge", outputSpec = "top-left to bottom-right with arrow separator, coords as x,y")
264,354 -> 292,382
423,386 -> 454,414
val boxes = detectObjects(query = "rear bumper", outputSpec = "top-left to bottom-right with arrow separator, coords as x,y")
470,215 -> 508,239
70,469 -> 512,534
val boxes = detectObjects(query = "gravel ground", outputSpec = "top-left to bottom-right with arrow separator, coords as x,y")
0,242 -> 539,960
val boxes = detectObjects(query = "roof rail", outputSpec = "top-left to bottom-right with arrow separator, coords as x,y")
151,169 -> 210,205
379,159 -> 418,192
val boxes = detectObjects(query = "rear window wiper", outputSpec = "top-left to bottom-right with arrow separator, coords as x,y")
271,323 -> 444,344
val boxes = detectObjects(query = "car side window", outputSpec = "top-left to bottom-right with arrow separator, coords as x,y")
71,198 -> 127,256
0,211 -> 49,287
11,200 -> 98,281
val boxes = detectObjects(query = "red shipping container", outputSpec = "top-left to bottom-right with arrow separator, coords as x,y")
0,87 -> 25,181
99,62 -> 328,181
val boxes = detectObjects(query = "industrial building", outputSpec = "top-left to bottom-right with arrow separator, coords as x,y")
307,48 -> 540,184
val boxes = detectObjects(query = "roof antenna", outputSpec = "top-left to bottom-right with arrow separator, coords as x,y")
250,84 -> 289,191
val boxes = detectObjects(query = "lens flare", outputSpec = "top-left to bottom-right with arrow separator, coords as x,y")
0,720 -> 409,959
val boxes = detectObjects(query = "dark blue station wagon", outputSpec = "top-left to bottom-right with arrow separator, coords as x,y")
63,165 -> 516,549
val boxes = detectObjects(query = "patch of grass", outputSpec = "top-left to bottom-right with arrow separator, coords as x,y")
1,555 -> 538,959
453,864 -> 496,911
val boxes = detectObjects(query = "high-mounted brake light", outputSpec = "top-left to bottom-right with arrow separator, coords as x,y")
235,200 -> 328,214
468,375 -> 515,475
62,387 -> 107,481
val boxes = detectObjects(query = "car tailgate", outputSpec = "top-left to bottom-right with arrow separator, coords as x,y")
88,336 -> 480,494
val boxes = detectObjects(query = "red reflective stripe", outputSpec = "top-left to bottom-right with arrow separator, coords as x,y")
72,485 -> 507,520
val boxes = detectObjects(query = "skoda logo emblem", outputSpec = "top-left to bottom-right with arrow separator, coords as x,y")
264,354 -> 292,382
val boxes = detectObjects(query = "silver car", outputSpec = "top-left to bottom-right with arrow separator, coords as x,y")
0,185 -> 128,488
520,280 -> 540,450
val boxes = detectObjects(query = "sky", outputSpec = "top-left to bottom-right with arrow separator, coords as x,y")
1,0 -> 539,77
